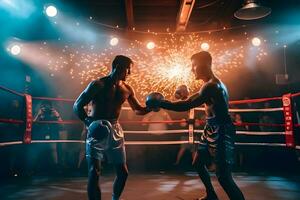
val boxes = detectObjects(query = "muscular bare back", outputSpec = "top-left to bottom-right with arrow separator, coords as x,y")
159,77 -> 230,122
74,75 -> 149,123
89,77 -> 131,120
203,78 -> 229,120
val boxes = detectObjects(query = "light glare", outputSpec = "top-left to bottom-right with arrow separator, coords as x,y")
110,37 -> 119,46
11,44 -> 21,55
46,5 -> 57,17
147,42 -> 155,49
252,37 -> 261,47
200,42 -> 210,51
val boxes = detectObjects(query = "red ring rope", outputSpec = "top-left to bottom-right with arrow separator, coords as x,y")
31,119 -> 285,128
0,118 -> 24,124
229,96 -> 282,105
234,122 -> 285,127
0,85 -> 24,96
291,92 -> 300,97
32,96 -> 75,102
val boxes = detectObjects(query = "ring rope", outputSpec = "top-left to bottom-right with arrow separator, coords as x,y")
291,92 -> 300,97
229,97 -> 282,105
194,130 -> 285,135
0,118 -> 24,124
235,142 -> 287,147
32,96 -> 75,102
0,140 -> 190,146
33,120 -> 81,125
124,130 -> 187,134
195,141 -> 286,147
1,85 -> 299,148
195,107 -> 284,112
0,140 -> 290,147
0,141 -> 23,146
122,120 -> 187,124
234,131 -> 285,136
125,141 -> 189,145
32,119 -> 187,125
31,140 -> 85,144
31,120 -> 285,127
234,122 -> 285,127
0,85 -> 24,97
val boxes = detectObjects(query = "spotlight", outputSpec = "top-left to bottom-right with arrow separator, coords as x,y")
10,44 -> 21,55
200,43 -> 210,51
146,41 -> 155,49
110,37 -> 119,46
252,37 -> 261,46
45,5 -> 57,17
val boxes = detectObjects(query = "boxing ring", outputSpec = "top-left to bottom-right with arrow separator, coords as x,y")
1,85 -> 300,200
0,85 -> 299,149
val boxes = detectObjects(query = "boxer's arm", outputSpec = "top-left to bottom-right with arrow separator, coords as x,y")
127,85 -> 151,115
33,110 -> 42,122
160,84 -> 211,112
73,81 -> 100,121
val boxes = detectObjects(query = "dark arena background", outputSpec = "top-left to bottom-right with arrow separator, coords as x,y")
1,0 -> 300,200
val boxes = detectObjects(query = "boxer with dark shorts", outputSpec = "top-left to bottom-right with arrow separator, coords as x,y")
73,55 -> 151,200
147,51 -> 245,200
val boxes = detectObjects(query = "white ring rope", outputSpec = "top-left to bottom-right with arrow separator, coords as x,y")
122,106 -> 283,112
194,130 -> 285,136
31,140 -> 85,144
0,141 -> 23,146
194,141 -> 286,147
194,107 -> 283,112
235,142 -> 287,147
295,146 -> 300,150
235,131 -> 285,136
0,129 -> 287,147
0,140 -> 289,147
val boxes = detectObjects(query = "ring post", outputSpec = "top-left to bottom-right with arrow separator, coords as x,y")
188,108 -> 195,144
23,94 -> 33,144
282,93 -> 295,147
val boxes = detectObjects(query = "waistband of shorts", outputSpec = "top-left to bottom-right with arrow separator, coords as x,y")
94,119 -> 118,124
206,115 -> 232,125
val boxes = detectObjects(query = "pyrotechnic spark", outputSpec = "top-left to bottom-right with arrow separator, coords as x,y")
26,34 -> 267,100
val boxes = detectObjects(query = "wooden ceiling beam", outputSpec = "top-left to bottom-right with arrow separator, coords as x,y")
125,0 -> 134,30
176,0 -> 196,32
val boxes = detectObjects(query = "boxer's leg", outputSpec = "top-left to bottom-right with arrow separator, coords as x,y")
112,163 -> 128,200
87,157 -> 101,200
193,149 -> 219,200
216,163 -> 245,200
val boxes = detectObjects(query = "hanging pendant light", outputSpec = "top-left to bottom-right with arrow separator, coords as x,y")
234,0 -> 271,20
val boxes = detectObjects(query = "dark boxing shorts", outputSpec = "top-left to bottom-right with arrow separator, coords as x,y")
198,116 -> 235,165
86,120 -> 126,164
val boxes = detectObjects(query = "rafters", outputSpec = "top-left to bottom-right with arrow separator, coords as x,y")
176,0 -> 196,32
125,0 -> 134,30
